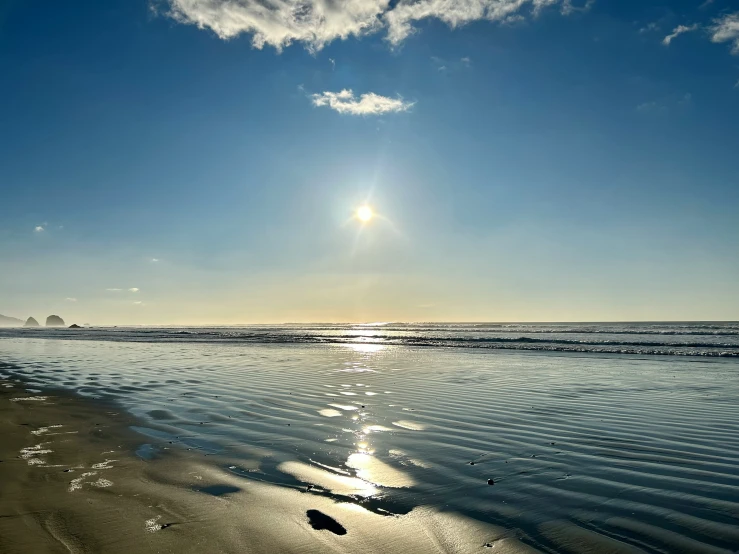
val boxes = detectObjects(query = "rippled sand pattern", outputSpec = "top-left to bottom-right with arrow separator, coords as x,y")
2,338 -> 739,552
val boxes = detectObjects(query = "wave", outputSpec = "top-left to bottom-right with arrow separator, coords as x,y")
3,325 -> 739,357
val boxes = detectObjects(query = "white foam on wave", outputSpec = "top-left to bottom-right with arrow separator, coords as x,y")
145,516 -> 163,533
20,444 -> 53,465
92,478 -> 113,488
10,396 -> 48,402
31,424 -> 63,436
69,471 -> 98,492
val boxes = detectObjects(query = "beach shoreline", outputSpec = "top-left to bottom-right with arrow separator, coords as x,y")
2,333 -> 739,554
0,364 -> 529,553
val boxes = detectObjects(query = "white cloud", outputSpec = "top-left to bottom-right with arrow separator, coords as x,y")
711,13 -> 739,55
65,297 -> 77,302
662,24 -> 698,46
384,0 -> 578,45
151,258 -> 160,262
639,22 -> 659,34
311,89 -> 414,115
34,226 -> 44,233
163,0 -> 583,51
128,288 -> 140,293
106,288 -> 123,292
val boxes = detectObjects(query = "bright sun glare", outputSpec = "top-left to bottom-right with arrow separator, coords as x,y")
357,206 -> 373,222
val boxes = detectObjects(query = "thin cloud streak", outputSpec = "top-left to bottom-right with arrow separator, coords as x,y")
663,24 -> 698,46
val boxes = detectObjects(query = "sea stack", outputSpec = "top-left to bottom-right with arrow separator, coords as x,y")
69,324 -> 81,329
46,315 -> 65,327
24,317 -> 40,327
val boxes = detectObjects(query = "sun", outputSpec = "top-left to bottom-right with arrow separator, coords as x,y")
356,205 -> 373,222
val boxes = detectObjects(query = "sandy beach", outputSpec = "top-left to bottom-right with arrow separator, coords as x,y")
0,369 -> 532,553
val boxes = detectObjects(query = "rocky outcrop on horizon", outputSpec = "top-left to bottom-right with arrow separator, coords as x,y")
69,324 -> 81,328
46,315 -> 65,327
24,317 -> 40,327
0,314 -> 24,327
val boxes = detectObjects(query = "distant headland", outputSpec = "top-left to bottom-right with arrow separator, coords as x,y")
0,313 -> 80,328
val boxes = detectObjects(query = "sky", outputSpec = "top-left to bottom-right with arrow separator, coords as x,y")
1,0 -> 739,324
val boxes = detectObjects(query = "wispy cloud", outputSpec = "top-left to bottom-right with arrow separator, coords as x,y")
133,301 -> 145,306
711,13 -> 739,54
128,288 -> 140,293
151,258 -> 160,262
34,226 -> 45,233
663,24 -> 698,46
639,22 -> 660,34
636,92 -> 692,115
432,55 -> 472,72
106,288 -> 123,292
431,56 -> 447,71
636,101 -> 666,114
65,297 -> 77,302
311,90 -> 414,116
162,0 -> 584,52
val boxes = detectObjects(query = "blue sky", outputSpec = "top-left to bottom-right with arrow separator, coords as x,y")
1,0 -> 738,324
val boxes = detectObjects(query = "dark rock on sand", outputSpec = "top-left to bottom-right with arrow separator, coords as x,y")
487,479 -> 495,485
306,510 -> 347,535
197,484 -> 240,496
24,317 -> 40,327
46,315 -> 65,327
69,324 -> 81,329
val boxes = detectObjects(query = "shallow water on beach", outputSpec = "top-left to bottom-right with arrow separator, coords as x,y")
2,337 -> 739,552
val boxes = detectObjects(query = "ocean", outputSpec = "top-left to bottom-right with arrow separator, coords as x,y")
2,321 -> 739,356
1,322 -> 738,552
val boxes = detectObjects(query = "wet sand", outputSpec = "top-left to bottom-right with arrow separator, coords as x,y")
2,339 -> 739,554
0,374 -> 533,554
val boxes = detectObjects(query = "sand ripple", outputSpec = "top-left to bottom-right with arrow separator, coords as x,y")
2,337 -> 739,552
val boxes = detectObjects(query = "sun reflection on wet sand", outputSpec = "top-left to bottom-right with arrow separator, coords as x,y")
346,452 -> 416,488
343,343 -> 386,354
